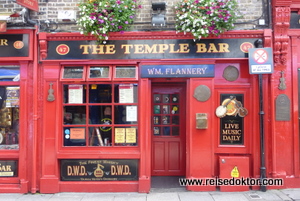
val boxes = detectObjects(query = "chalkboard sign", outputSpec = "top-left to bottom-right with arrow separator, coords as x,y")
219,94 -> 244,145
62,67 -> 84,79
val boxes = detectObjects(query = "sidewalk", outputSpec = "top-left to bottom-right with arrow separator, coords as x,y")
0,188 -> 300,201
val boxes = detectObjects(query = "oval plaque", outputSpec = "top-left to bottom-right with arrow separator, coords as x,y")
193,85 -> 211,102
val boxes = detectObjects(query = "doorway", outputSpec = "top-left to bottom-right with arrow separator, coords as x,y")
151,83 -> 186,177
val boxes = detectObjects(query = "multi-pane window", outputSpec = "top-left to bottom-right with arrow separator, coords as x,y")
0,66 -> 20,150
61,65 -> 138,147
153,93 -> 180,136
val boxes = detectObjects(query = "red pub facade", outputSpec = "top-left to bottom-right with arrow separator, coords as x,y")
0,0 -> 300,194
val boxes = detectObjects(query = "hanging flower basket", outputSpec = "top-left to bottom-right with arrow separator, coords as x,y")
174,0 -> 242,40
77,0 -> 142,42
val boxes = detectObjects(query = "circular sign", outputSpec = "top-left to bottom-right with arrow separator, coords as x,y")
100,118 -> 112,132
240,42 -> 253,53
253,49 -> 268,64
193,85 -> 211,102
13,41 -> 24,49
56,44 -> 70,55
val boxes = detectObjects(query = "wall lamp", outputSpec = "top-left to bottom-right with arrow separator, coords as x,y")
151,2 -> 166,26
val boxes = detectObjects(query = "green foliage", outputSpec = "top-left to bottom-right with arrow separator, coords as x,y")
77,0 -> 142,42
174,0 -> 242,39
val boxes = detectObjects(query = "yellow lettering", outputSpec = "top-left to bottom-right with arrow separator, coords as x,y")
144,44 -> 158,53
158,44 -> 169,53
91,45 -> 105,54
218,43 -> 230,53
0,39 -> 8,46
105,45 -> 116,54
196,43 -> 207,53
121,44 -> 133,54
111,165 -> 116,175
169,44 -> 179,53
207,43 -> 218,53
80,45 -> 90,54
134,44 -> 144,54
179,43 -> 190,53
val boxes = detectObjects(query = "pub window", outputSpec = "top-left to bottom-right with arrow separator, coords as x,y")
114,66 -> 137,79
88,66 -> 111,80
61,66 -> 85,81
0,66 -> 20,149
62,65 -> 138,147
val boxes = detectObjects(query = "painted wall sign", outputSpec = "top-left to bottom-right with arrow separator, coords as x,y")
45,38 -> 258,60
0,160 -> 18,177
220,94 -> 244,145
16,0 -> 39,11
141,64 -> 214,78
0,34 -> 29,57
60,159 -> 138,181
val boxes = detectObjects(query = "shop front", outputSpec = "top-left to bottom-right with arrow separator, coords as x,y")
38,30 -> 271,193
0,28 -> 36,193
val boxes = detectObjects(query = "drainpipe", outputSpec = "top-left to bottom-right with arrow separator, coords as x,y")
255,39 -> 267,192
31,25 -> 38,193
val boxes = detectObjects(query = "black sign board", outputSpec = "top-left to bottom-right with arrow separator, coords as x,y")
220,94 -> 244,145
45,38 -> 257,60
61,159 -> 138,181
0,160 -> 18,177
0,34 -> 29,57
141,64 -> 214,78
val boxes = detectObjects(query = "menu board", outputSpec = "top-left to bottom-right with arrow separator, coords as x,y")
68,85 -> 83,103
119,84 -> 134,103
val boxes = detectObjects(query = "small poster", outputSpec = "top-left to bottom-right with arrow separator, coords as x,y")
119,84 -> 134,103
6,87 -> 19,107
68,85 -> 83,103
126,128 -> 136,143
70,128 -> 85,140
126,106 -> 137,122
115,128 -> 125,143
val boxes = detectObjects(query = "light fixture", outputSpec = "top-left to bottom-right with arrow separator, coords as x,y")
151,2 -> 166,26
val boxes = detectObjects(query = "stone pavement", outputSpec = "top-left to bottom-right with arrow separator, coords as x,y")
0,188 -> 300,201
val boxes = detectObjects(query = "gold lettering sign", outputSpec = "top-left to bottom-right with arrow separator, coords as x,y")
0,39 -> 8,46
61,159 -> 138,181
79,42 -> 230,55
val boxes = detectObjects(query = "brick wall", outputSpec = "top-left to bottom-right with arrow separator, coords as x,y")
1,0 -> 264,32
